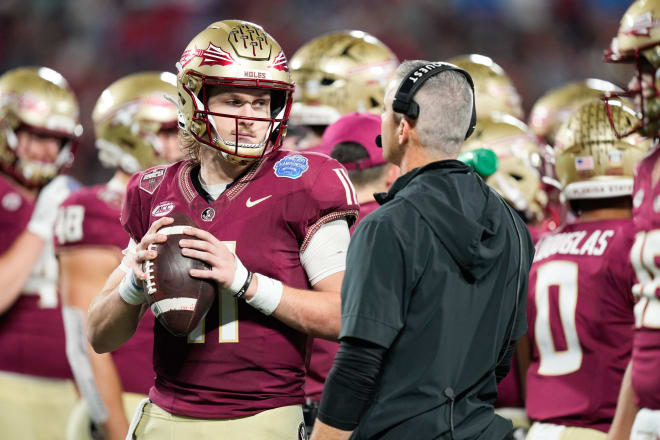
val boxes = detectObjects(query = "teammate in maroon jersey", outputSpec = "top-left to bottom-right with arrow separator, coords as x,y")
525,100 -> 649,440
302,112 -> 399,432
0,67 -> 82,440
86,20 -> 358,439
603,2 -> 660,439
55,71 -> 181,440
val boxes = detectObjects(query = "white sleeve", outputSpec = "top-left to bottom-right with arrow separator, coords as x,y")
300,219 -> 350,286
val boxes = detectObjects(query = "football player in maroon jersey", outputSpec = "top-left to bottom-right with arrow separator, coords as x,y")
525,99 -> 649,440
55,72 -> 181,440
603,1 -> 660,439
0,67 -> 83,440
87,20 -> 358,439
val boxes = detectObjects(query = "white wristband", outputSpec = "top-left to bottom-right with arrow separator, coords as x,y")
228,255 -> 249,294
118,272 -> 146,305
246,273 -> 283,316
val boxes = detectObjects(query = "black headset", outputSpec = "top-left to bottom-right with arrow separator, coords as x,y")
387,62 -> 477,139
375,62 -> 476,148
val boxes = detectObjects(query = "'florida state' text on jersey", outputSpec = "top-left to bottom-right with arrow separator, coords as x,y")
629,145 -> 660,410
0,174 -> 72,379
121,151 -> 358,419
526,219 -> 636,432
55,180 -> 155,394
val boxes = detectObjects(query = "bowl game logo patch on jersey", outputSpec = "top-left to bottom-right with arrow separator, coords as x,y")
274,154 -> 309,179
2,192 -> 22,211
140,167 -> 167,194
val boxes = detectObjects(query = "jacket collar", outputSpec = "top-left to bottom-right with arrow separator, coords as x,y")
374,159 -> 470,205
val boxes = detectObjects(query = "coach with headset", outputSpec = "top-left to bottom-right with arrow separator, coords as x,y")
310,60 -> 535,440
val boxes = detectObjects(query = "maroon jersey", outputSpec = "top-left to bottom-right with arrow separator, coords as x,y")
55,181 -> 155,394
526,219 -> 636,431
121,151 -> 358,418
629,145 -> 660,410
0,174 -> 72,379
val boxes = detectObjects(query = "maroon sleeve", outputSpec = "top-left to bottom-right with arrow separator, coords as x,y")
292,157 -> 359,252
606,222 -> 637,309
0,177 -> 33,253
55,187 -> 129,251
120,172 -> 148,243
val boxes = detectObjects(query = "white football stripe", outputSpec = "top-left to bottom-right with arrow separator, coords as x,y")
151,297 -> 197,317
159,226 -> 188,236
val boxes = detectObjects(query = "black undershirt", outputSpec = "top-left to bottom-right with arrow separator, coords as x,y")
317,337 -> 386,431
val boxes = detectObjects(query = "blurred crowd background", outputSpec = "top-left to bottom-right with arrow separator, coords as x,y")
0,0 -> 637,184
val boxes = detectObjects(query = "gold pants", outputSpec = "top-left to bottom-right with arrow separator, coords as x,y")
129,400 -> 306,440
528,422 -> 607,440
0,371 -> 77,440
66,392 -> 147,440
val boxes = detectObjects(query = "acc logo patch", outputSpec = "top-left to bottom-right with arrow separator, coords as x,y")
2,192 -> 22,212
152,201 -> 175,217
274,155 -> 309,179
139,167 -> 167,194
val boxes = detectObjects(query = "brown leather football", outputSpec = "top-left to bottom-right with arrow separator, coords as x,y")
143,213 -> 216,337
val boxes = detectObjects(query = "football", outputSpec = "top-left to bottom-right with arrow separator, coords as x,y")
143,213 -> 216,337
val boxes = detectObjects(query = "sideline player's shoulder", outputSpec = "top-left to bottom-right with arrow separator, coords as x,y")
55,184 -> 126,250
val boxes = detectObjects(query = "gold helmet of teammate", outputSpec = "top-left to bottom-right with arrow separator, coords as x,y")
290,30 -> 398,126
0,67 -> 82,188
554,99 -> 651,200
528,79 -> 622,146
447,54 -> 523,120
92,72 -> 179,174
603,0 -> 660,138
176,20 -> 294,164
461,113 -> 547,222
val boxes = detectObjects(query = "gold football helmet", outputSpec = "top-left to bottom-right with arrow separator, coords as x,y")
528,79 -> 622,146
177,20 -> 294,163
604,0 -> 660,138
554,99 -> 651,200
93,72 -> 179,174
290,30 -> 398,126
447,54 -> 523,120
0,67 -> 81,188
461,113 -> 547,222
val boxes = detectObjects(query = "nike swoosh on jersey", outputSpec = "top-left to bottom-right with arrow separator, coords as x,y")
245,195 -> 272,208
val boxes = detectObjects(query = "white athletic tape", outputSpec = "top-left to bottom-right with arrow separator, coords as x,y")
150,297 -> 198,317
158,225 -> 188,236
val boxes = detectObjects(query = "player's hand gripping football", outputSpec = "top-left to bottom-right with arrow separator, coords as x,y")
126,216 -> 174,288
179,227 -> 241,291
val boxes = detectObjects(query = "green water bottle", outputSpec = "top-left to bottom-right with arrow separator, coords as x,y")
458,148 -> 498,178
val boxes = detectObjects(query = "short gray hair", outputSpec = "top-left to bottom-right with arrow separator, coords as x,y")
392,60 -> 474,156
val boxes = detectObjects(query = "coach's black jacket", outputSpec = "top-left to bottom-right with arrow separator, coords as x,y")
339,160 -> 535,439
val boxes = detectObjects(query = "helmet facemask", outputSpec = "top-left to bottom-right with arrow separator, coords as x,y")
179,72 -> 293,165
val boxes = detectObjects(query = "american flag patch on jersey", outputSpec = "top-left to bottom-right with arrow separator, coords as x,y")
575,156 -> 595,171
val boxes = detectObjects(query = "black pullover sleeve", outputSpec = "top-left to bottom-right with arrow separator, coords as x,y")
317,337 -> 387,431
